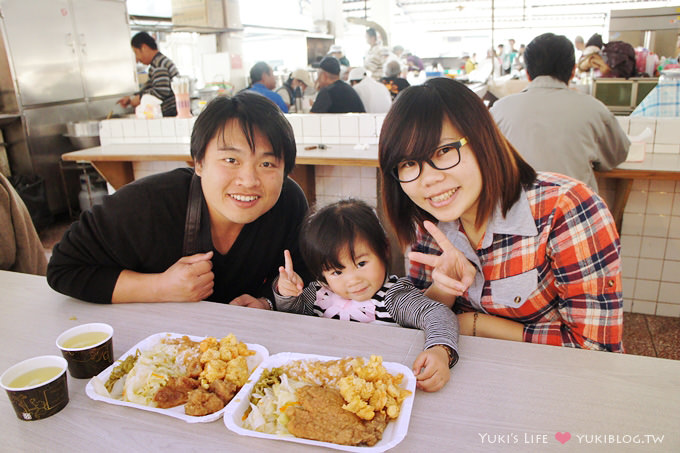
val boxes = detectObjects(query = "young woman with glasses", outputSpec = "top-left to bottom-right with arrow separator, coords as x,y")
379,77 -> 623,352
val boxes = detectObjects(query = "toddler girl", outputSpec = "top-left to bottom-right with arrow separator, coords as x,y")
274,199 -> 459,392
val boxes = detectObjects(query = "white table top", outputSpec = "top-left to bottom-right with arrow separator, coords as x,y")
1,270 -> 678,452
62,143 -> 379,165
616,152 -> 680,173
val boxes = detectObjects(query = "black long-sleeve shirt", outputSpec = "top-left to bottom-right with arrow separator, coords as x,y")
311,80 -> 366,113
47,168 -> 309,304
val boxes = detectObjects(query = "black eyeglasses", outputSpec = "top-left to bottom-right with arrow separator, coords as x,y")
391,138 -> 468,182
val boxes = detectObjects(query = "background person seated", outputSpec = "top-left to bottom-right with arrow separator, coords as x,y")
246,62 -> 289,113
348,67 -> 392,113
381,60 -> 410,101
490,32 -> 629,193
311,57 -> 365,113
276,69 -> 314,113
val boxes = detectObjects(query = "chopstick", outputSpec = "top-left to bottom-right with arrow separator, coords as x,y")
171,76 -> 190,95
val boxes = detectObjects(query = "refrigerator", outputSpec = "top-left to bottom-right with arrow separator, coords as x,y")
0,0 -> 138,214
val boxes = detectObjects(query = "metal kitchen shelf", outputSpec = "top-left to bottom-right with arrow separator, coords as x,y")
129,15 -> 243,34
0,113 -> 21,126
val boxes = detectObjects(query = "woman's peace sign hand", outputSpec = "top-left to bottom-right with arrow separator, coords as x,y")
408,221 -> 476,306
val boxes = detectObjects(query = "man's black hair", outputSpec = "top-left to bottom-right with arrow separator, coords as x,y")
249,61 -> 271,84
524,33 -> 575,84
190,92 -> 296,176
131,32 -> 157,50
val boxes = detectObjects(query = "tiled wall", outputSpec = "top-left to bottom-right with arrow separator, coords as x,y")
99,118 -> 195,179
285,113 -> 385,145
99,118 -> 196,145
616,116 -> 680,154
314,165 -> 379,209
612,116 -> 680,317
285,113 -> 385,210
620,179 -> 680,317
99,114 -> 385,145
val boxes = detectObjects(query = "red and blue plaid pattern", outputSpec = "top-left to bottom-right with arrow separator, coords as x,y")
409,173 -> 624,352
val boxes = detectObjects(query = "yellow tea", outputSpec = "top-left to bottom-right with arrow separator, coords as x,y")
62,331 -> 109,349
9,366 -> 63,388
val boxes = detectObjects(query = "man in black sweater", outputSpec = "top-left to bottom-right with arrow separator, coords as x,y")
311,57 -> 366,113
47,93 -> 309,308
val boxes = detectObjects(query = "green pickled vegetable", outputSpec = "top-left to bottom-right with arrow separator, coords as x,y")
249,367 -> 283,403
104,349 -> 140,392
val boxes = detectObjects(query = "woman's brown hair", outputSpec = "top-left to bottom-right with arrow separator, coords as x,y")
378,77 -> 536,247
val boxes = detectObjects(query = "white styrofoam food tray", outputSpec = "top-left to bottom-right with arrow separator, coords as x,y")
224,352 -> 416,452
85,332 -> 268,423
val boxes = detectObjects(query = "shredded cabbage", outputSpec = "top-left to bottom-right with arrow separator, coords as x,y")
122,341 -> 186,405
243,374 -> 305,435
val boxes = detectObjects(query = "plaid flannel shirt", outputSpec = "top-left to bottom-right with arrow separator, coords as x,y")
631,77 -> 680,118
409,172 -> 623,352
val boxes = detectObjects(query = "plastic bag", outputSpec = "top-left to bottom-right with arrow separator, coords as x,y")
135,94 -> 163,119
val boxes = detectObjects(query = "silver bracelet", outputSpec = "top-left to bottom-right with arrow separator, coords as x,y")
262,297 -> 274,310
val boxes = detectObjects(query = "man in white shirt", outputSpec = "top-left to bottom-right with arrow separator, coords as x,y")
490,33 -> 629,192
348,66 -> 392,114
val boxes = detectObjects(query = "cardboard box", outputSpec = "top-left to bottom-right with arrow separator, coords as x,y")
224,0 -> 242,29
172,0 -> 225,29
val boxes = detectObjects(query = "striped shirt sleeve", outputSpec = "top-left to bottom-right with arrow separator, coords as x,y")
143,53 -> 179,116
385,277 -> 459,362
272,276 -> 318,316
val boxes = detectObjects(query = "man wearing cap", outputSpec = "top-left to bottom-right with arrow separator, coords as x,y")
349,66 -> 391,113
311,57 -> 365,114
247,61 -> 288,113
276,69 -> 313,113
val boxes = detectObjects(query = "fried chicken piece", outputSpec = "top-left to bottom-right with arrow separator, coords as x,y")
224,356 -> 250,387
286,385 -> 388,447
218,334 -> 239,361
184,388 -> 225,416
199,337 -> 218,353
340,376 -> 378,419
153,376 -> 199,409
200,359 -> 228,388
185,357 -> 202,379
209,379 -> 239,404
339,356 -> 410,420
218,334 -> 255,361
200,348 -> 221,364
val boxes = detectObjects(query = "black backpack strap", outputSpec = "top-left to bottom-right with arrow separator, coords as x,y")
182,173 -> 203,256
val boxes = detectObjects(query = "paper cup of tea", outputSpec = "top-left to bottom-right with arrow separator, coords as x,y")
0,355 -> 69,421
56,323 -> 114,379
